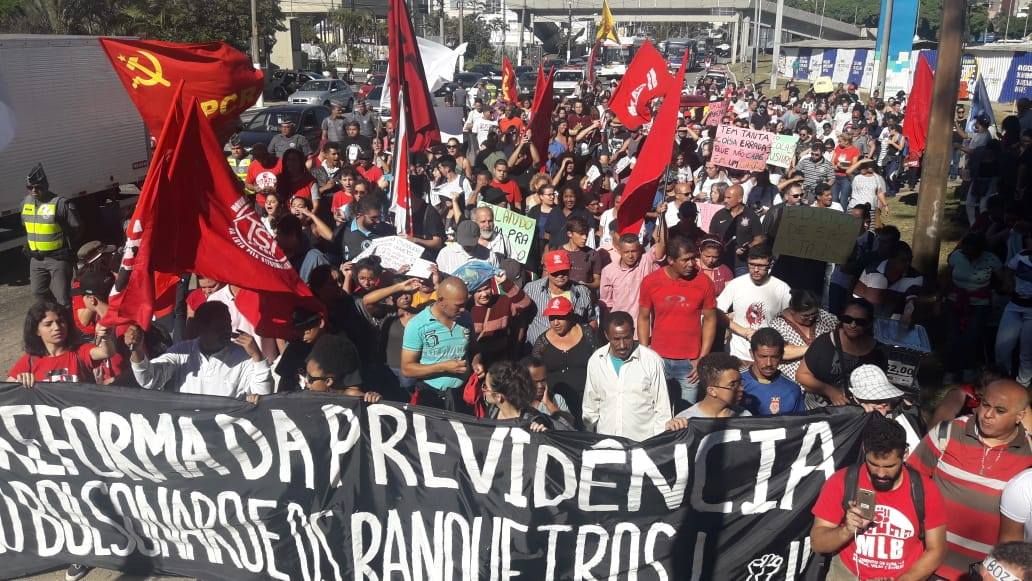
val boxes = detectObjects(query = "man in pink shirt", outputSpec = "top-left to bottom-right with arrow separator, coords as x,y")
599,221 -> 666,334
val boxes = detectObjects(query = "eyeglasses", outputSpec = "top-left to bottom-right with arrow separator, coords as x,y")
839,315 -> 871,327
747,262 -> 772,270
712,381 -> 744,391
447,144 -> 459,149
298,368 -> 332,387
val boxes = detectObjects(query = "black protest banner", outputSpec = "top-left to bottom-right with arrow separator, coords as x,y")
0,382 -> 870,580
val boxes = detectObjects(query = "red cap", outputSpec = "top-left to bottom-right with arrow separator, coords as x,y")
543,249 -> 572,274
542,296 -> 574,316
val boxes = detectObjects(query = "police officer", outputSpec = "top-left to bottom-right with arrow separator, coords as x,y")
226,134 -> 252,184
21,163 -> 81,306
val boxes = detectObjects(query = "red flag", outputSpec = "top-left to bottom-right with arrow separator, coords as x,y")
617,59 -> 686,235
607,41 -> 673,131
103,96 -> 318,336
390,92 -> 413,236
501,56 -> 518,104
903,53 -> 934,164
586,41 -> 600,86
388,0 -> 440,152
99,38 -> 262,139
529,65 -> 555,172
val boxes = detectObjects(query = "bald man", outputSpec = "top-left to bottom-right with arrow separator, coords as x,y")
909,379 -> 1032,578
400,276 -> 473,411
708,183 -> 764,274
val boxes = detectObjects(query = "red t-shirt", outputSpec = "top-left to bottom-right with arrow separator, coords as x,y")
356,164 -> 384,185
331,191 -> 355,218
812,466 -> 946,579
277,174 -> 315,202
832,145 -> 861,176
246,157 -> 281,186
7,343 -> 98,383
72,294 -> 96,336
187,288 -> 208,313
638,269 -> 716,359
491,179 -> 523,208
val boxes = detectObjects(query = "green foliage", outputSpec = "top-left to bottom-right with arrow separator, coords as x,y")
0,0 -> 284,56
782,0 -> 991,42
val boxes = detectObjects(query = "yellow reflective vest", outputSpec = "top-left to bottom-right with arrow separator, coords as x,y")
227,155 -> 252,183
22,197 -> 64,252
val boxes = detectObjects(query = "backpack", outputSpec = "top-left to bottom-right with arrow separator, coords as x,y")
841,461 -> 926,543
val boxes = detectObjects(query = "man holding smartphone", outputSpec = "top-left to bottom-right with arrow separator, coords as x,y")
810,416 -> 947,580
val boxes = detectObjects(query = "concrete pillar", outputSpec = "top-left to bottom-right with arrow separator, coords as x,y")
731,14 -> 740,64
740,16 -> 751,66
271,17 -> 303,70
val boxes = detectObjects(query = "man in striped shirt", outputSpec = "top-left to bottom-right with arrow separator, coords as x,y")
909,380 -> 1032,579
796,143 -> 835,201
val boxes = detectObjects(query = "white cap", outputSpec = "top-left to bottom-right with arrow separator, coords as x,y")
850,365 -> 904,401
255,171 -> 277,191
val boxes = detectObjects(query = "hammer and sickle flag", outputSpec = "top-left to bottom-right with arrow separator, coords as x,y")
99,38 -> 263,139
596,0 -> 620,44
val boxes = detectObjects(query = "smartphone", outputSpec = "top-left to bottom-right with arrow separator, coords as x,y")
855,488 -> 876,520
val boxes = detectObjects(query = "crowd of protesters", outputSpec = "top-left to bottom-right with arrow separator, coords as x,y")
10,64 -> 1032,580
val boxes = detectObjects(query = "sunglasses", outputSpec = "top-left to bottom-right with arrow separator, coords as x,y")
27,185 -> 44,191
839,315 -> 871,327
297,368 -> 332,387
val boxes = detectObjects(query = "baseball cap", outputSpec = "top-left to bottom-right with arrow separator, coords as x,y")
77,240 -> 117,266
455,220 -> 480,246
75,271 -> 115,298
255,171 -> 278,191
291,308 -> 323,330
543,249 -> 572,274
850,365 -> 904,401
542,296 -> 574,317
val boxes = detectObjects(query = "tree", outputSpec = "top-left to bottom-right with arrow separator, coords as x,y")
0,0 -> 284,59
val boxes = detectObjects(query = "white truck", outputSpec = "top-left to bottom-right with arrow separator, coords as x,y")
0,35 -> 150,250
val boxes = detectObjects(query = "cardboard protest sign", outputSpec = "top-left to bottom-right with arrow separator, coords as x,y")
697,202 -> 723,233
772,205 -> 862,263
813,76 -> 834,94
354,236 -> 435,278
767,134 -> 800,169
478,201 -> 535,262
704,100 -> 727,126
711,125 -> 774,172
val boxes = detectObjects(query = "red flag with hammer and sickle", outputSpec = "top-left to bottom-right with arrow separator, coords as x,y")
99,38 -> 263,139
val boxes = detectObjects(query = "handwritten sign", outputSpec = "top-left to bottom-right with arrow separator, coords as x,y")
711,125 -> 774,172
704,100 -> 727,126
767,134 -> 799,169
478,201 -> 535,263
772,205 -> 862,264
813,76 -> 834,94
696,202 -> 723,233
354,236 -> 436,279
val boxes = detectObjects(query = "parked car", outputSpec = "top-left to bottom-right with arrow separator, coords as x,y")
369,59 -> 388,75
359,73 -> 386,99
288,79 -> 355,109
470,63 -> 500,77
553,69 -> 583,98
454,71 -> 482,89
265,69 -> 321,100
366,86 -> 391,122
231,104 -> 330,153
433,82 -> 464,105
517,71 -> 538,93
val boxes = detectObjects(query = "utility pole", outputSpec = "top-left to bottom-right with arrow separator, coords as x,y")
517,2 -> 525,66
569,0 -> 577,62
439,0 -> 445,42
458,0 -> 464,70
876,0 -> 894,97
751,0 -> 761,75
769,0 -> 784,91
912,0 -> 964,280
251,0 -> 263,107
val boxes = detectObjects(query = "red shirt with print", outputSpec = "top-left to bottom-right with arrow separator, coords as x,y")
638,268 -> 716,359
490,179 -> 523,208
331,191 -> 355,218
812,466 -> 946,579
356,164 -> 384,186
7,343 -> 98,383
832,145 -> 861,176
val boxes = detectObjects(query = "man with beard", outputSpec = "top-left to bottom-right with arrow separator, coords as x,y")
766,182 -> 827,295
717,245 -> 791,363
909,380 -> 1032,578
473,206 -> 511,259
811,416 -> 947,580
638,236 -> 717,409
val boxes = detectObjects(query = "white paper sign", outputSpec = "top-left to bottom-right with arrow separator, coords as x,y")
353,236 -> 435,279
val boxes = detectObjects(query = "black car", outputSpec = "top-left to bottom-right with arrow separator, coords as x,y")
454,71 -> 482,89
470,63 -> 500,77
231,104 -> 330,153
